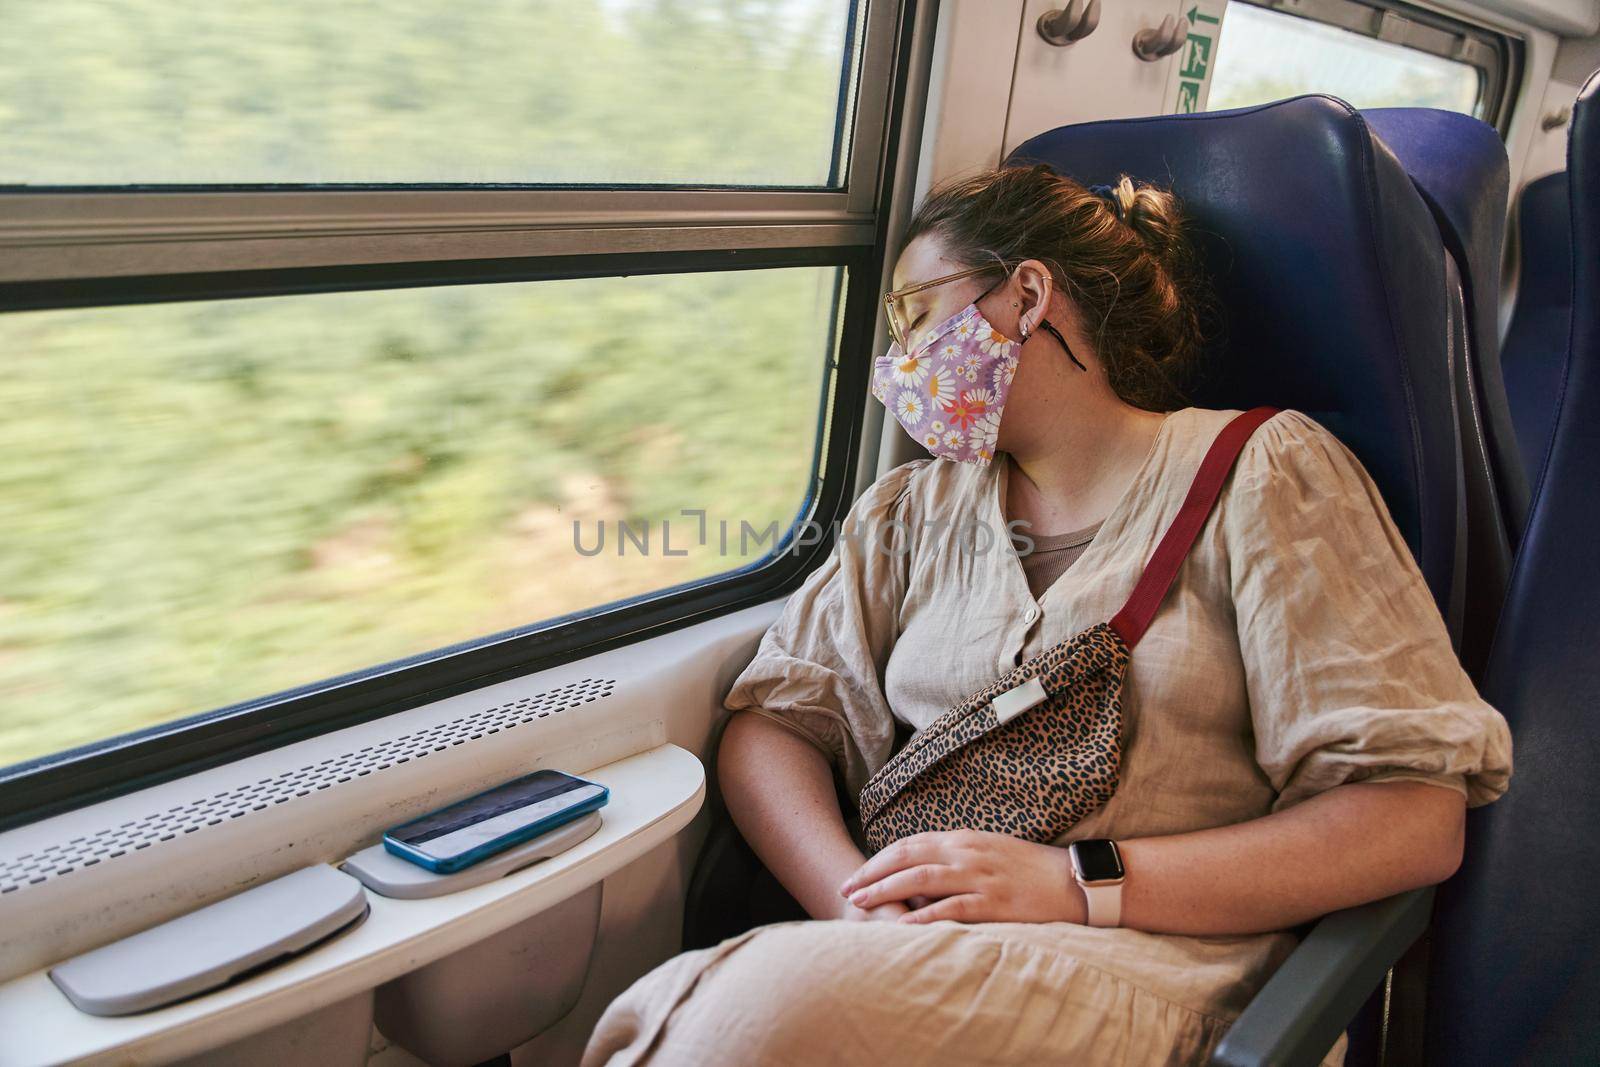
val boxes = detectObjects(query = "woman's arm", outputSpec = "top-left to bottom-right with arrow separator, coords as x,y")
719,711 -> 908,922
837,778 -> 1464,934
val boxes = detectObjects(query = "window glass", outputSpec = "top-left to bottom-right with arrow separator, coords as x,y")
1208,2 -> 1480,115
0,267 -> 838,768
0,0 -> 861,187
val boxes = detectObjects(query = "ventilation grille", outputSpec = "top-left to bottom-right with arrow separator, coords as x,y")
0,678 -> 616,895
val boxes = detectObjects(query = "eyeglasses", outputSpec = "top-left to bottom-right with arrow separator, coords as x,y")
882,264 -> 1004,350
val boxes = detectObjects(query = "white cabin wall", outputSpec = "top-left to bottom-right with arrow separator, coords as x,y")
1532,27 -> 1600,179
1478,0 -> 1599,35
913,0 -> 1226,186
1004,0 -> 1216,154
916,0 -> 1027,188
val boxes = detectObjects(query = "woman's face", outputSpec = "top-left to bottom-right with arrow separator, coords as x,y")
887,234 -> 1080,457
888,234 -> 1013,352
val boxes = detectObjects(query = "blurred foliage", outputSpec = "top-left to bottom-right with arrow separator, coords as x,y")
0,269 -> 836,765
0,0 -> 855,185
1208,2 -> 1481,115
0,0 -> 853,767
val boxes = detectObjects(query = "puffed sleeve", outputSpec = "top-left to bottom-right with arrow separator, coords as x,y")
1221,409 -> 1513,811
722,459 -> 929,799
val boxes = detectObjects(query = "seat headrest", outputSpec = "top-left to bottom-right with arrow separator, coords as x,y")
1501,171 -> 1572,482
1005,95 -> 1457,608
1514,171 -> 1574,296
1361,108 -> 1508,353
1363,107 -> 1529,544
1360,108 -> 1508,274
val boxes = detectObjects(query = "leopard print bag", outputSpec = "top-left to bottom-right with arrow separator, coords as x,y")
858,407 -> 1279,854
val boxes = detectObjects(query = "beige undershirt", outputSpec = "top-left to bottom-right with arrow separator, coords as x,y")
1017,519 -> 1103,601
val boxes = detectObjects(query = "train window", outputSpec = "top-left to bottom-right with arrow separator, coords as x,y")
0,0 -> 903,822
1209,0 -> 1513,125
0,1 -> 861,188
0,267 -> 839,769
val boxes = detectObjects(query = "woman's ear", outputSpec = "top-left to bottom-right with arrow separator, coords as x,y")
1012,258 -> 1056,338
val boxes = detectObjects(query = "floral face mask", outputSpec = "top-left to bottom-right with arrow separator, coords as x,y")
870,301 -> 1020,466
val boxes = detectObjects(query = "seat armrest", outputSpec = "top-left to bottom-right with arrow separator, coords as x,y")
1210,887 -> 1434,1067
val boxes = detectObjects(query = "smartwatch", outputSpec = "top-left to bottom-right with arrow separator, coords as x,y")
1068,838 -> 1125,928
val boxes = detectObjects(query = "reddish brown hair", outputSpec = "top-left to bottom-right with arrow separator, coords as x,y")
900,164 -> 1211,411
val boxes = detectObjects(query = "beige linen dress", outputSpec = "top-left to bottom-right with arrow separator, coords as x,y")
583,406 -> 1514,1067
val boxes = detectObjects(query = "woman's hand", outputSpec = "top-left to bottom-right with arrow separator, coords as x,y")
837,828 -> 1085,925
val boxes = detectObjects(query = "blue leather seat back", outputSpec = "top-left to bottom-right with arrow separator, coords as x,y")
1006,95 -> 1459,613
1425,67 -> 1600,1064
1360,107 -> 1520,682
1501,170 -> 1573,485
1363,107 -> 1528,538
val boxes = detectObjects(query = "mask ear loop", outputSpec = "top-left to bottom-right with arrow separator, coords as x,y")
1004,267 -> 1094,375
1023,316 -> 1088,372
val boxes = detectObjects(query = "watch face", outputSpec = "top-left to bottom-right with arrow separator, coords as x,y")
1072,839 -> 1124,883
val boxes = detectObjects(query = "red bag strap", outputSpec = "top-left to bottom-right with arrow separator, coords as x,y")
1108,406 -> 1280,650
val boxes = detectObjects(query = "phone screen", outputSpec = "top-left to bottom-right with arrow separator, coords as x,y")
387,769 -> 604,863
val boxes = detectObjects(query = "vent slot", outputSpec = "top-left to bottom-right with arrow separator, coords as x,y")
0,677 -> 615,895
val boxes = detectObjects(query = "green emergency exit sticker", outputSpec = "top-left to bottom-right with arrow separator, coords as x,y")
1164,1 -> 1228,115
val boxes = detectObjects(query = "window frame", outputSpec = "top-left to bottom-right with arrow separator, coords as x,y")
0,0 -> 927,830
1224,0 -> 1521,132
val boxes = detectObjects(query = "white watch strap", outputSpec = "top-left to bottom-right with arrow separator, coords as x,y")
1081,882 -> 1122,928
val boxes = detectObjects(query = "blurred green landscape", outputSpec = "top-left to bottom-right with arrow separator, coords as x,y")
0,0 -> 850,768
1208,2 -> 1481,115
0,270 -> 838,768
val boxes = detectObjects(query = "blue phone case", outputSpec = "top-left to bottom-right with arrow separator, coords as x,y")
382,775 -> 609,874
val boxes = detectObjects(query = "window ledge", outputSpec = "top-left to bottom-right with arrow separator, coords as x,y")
0,742 -> 705,1067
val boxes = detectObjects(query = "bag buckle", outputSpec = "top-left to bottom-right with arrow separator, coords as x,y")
990,676 -> 1048,724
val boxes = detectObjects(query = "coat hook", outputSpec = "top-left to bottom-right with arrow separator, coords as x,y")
1037,0 -> 1101,46
1132,13 -> 1190,62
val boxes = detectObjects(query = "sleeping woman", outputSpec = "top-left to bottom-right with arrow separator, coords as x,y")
580,163 -> 1514,1066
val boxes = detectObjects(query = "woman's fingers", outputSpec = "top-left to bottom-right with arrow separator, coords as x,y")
847,863 -> 960,909
897,893 -> 987,924
838,831 -> 956,897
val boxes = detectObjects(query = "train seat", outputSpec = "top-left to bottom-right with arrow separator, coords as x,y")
1500,170 -> 1573,489
1360,106 -> 1521,681
1423,65 -> 1600,1064
1007,95 -> 1465,634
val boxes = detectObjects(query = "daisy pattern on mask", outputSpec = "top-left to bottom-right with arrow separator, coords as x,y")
894,390 -> 925,424
941,427 -> 964,450
992,354 -> 1018,392
971,410 -> 1002,459
935,341 -> 964,366
958,352 -> 984,382
887,351 -> 928,389
950,313 -> 979,343
925,368 -> 956,409
977,326 -> 1015,357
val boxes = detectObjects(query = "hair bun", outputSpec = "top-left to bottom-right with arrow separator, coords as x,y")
1087,183 -> 1128,223
896,162 -> 1211,412
1112,173 -> 1184,258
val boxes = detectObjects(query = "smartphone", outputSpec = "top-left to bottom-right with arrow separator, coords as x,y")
382,768 -> 609,874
